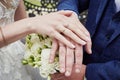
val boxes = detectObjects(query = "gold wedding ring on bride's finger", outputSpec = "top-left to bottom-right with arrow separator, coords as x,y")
62,29 -> 66,33
56,24 -> 86,45
57,25 -> 67,34
57,23 -> 69,34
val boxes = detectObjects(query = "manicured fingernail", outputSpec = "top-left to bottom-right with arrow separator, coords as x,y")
71,44 -> 75,48
75,69 -> 80,73
65,71 -> 70,76
81,41 -> 86,45
60,68 -> 65,73
89,49 -> 92,54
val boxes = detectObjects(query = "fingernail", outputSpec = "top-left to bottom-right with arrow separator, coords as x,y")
71,44 -> 75,48
65,71 -> 71,76
89,49 -> 92,54
60,68 -> 65,73
81,41 -> 86,45
75,69 -> 80,73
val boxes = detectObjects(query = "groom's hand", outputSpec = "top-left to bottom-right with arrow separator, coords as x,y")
50,37 -> 84,76
58,38 -> 84,76
51,64 -> 86,80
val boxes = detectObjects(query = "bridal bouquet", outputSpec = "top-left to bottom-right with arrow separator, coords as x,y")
22,34 -> 60,80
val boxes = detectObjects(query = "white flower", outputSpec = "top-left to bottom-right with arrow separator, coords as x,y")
41,49 -> 50,61
30,34 -> 40,43
31,43 -> 41,52
39,49 -> 59,78
23,34 -> 60,80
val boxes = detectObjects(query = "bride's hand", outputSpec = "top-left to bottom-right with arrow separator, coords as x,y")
26,11 -> 88,48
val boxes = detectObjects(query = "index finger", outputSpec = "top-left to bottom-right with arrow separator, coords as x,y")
49,39 -> 58,63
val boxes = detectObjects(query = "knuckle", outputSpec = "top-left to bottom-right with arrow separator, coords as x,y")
66,63 -> 72,68
59,59 -> 65,64
88,41 -> 92,45
75,52 -> 82,58
59,49 -> 65,54
57,16 -> 64,21
49,29 -> 55,36
56,24 -> 62,30
53,22 -> 61,28
86,38 -> 92,43
66,50 -> 73,58
76,52 -> 82,56
66,64 -> 73,69
66,53 -> 73,57
86,39 -> 91,43
75,64 -> 81,68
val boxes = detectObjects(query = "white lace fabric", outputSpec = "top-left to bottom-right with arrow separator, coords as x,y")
0,0 -> 32,80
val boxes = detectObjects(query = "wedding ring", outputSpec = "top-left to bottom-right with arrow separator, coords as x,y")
62,29 -> 66,33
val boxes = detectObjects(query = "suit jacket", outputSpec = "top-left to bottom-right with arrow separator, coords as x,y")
58,0 -> 120,80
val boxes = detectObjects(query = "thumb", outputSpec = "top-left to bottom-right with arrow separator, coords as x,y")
58,10 -> 73,17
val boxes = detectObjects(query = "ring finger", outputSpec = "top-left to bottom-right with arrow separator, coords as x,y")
56,24 -> 86,45
59,42 -> 66,73
65,39 -> 74,76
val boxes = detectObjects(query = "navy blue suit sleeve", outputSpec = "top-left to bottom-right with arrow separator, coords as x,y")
86,60 -> 120,80
57,0 -> 89,15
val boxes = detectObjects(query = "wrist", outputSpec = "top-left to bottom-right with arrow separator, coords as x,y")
22,18 -> 36,34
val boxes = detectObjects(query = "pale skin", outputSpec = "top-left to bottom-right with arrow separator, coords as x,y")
0,1 -> 91,78
50,12 -> 92,76
0,0 -> 88,48
51,64 -> 86,80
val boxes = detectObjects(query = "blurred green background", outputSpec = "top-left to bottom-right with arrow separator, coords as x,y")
24,0 -> 87,24
24,0 -> 58,16
24,0 -> 41,6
